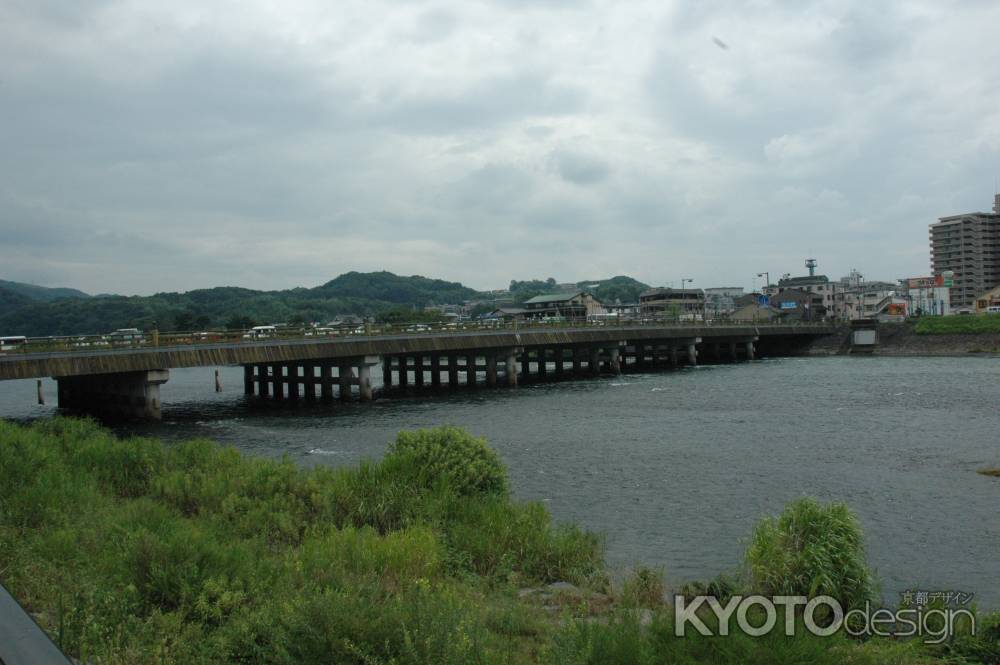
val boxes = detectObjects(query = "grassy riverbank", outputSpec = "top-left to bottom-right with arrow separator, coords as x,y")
0,419 -> 996,664
914,315 -> 1000,335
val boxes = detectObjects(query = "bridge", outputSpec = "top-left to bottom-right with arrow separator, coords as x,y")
0,321 -> 839,419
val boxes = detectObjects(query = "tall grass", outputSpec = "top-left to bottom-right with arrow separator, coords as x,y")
1,419 -> 993,663
745,497 -> 874,610
0,418 -> 601,664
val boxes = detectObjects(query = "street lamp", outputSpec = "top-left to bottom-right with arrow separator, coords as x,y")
756,272 -> 770,294
681,279 -> 693,323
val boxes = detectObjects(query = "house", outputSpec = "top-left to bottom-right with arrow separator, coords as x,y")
974,285 -> 1000,313
731,303 -> 782,322
638,288 -> 705,321
483,306 -> 528,321
522,291 -> 604,320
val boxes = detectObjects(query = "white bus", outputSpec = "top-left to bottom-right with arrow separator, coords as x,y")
0,336 -> 27,353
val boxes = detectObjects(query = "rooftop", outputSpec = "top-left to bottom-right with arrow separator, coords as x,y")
523,291 -> 585,305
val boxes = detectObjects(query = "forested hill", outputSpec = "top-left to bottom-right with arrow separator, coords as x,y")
0,271 -> 655,337
0,272 -> 483,337
0,279 -> 90,302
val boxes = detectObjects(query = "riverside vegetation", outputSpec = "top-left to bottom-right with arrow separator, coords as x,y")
0,419 -> 997,664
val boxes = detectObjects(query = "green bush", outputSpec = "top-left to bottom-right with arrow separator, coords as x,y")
746,497 -> 874,610
385,426 -> 508,497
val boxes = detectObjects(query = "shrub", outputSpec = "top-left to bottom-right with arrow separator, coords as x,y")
385,426 -> 508,498
746,497 -> 874,610
621,567 -> 665,608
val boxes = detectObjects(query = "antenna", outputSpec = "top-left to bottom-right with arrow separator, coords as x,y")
805,258 -> 817,277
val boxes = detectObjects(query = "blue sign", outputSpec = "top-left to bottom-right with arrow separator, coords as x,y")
757,295 -> 770,306
780,301 -> 797,310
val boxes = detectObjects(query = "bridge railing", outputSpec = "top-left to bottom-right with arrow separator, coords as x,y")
0,318 -> 835,357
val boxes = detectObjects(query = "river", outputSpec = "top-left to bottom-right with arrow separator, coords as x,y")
1,356 -> 997,608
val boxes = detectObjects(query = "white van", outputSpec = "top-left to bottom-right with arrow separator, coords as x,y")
243,325 -> 277,340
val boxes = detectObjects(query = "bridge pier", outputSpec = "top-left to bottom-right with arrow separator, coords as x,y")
57,370 -> 169,420
609,347 -> 621,374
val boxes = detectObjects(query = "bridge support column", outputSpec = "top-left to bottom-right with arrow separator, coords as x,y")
304,363 -> 317,399
272,365 -> 285,400
244,366 -> 253,395
382,359 -> 392,390
339,364 -> 353,401
486,354 -> 498,386
746,340 -> 755,360
431,355 -> 441,387
466,354 -> 476,386
537,348 -> 547,378
413,355 -> 424,388
320,363 -> 334,400
287,366 -> 300,400
520,352 -> 530,380
687,343 -> 698,366
609,348 -> 621,374
448,355 -> 459,388
398,357 -> 409,388
572,348 -> 582,374
256,364 -> 270,397
590,348 -> 601,376
56,370 -> 169,420
506,350 -> 519,387
554,348 -> 564,376
358,356 -> 378,401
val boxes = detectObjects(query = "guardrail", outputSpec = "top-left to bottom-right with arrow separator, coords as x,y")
0,318 -> 836,357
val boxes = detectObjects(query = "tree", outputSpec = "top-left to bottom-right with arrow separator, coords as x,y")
225,315 -> 255,331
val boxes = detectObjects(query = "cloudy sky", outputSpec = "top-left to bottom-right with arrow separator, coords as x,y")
2,0 -> 999,295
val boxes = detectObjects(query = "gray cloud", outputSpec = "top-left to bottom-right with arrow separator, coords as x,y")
0,0 -> 998,296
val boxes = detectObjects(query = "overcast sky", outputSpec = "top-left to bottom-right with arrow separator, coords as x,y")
2,0 -> 999,296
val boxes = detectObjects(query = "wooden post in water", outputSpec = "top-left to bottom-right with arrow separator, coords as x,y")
215,369 -> 222,392
37,380 -> 44,405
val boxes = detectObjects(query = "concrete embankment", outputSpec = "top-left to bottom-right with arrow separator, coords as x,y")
799,322 -> 1000,357
874,323 -> 1000,356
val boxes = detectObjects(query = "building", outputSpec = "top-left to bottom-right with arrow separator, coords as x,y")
731,302 -> 782,322
974,285 -> 1000,313
522,291 -> 604,320
765,260 -> 835,317
483,306 -> 528,321
703,287 -> 744,320
900,276 -> 952,317
929,195 -> 1000,309
767,288 -> 824,320
638,288 -> 705,320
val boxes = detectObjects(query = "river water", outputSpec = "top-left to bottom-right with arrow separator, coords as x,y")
1,356 -> 998,608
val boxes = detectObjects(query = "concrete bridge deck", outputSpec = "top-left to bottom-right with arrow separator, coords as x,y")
0,322 -> 838,419
0,323 -> 834,380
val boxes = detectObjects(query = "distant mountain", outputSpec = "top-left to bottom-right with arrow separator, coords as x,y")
0,272 -> 485,337
0,271 -> 653,337
0,279 -> 90,302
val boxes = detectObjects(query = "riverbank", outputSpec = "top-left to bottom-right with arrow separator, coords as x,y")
802,319 -> 1000,356
1,418 -> 996,664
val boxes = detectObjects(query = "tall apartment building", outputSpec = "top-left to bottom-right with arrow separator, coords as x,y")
929,195 -> 1000,309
